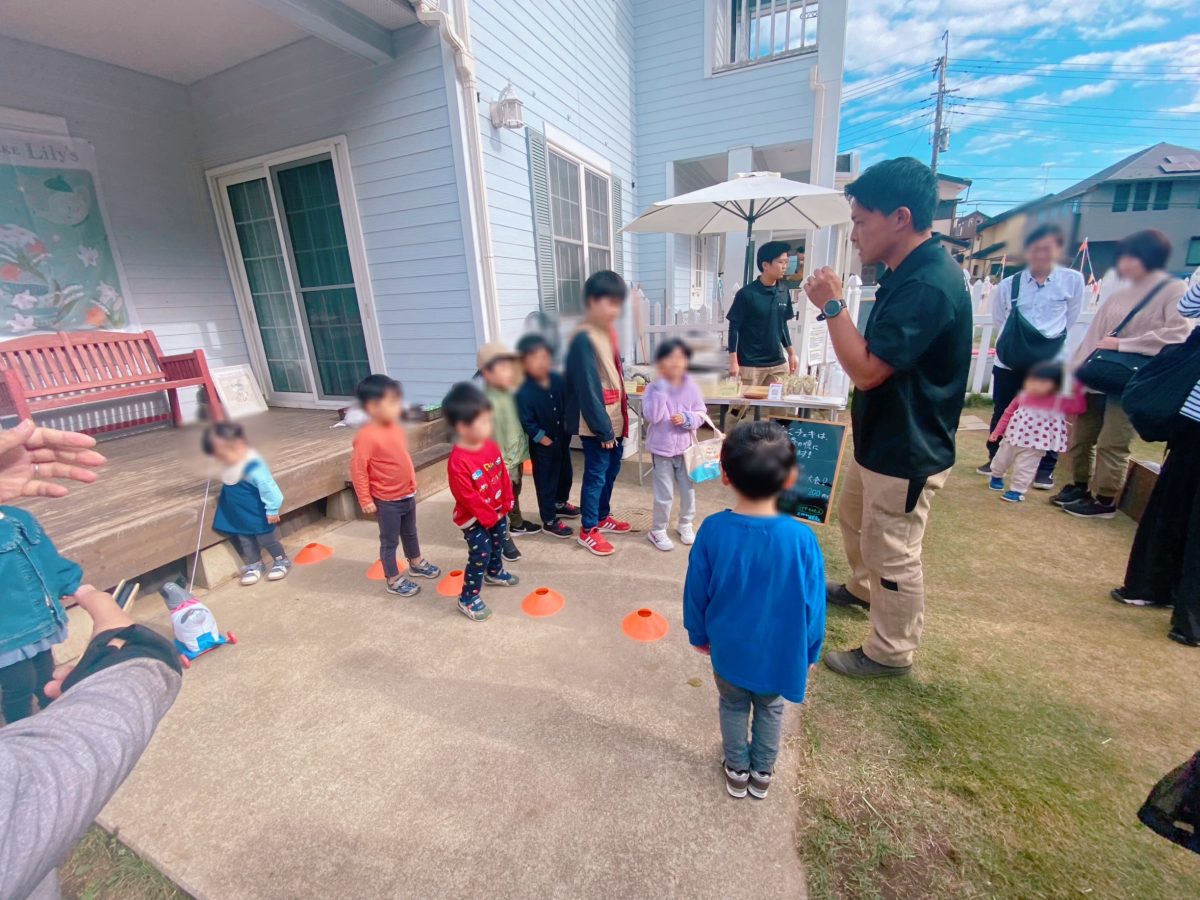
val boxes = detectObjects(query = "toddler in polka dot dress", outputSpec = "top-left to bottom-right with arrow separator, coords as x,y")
988,363 -> 1087,503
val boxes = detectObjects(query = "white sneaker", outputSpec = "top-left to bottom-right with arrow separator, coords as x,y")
677,523 -> 696,545
646,529 -> 674,551
239,563 -> 264,586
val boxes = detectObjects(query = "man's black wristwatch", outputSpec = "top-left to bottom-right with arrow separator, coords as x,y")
816,299 -> 846,321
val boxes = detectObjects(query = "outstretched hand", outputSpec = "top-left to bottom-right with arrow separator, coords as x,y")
43,585 -> 134,700
0,419 -> 106,502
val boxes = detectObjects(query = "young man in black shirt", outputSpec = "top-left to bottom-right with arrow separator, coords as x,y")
803,157 -> 972,679
727,240 -> 799,384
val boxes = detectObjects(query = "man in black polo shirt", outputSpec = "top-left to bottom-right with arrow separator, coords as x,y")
803,157 -> 972,679
727,240 -> 799,384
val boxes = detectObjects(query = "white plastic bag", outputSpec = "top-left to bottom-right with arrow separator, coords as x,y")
684,414 -> 725,484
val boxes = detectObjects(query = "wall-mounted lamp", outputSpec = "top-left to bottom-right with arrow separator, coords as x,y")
489,82 -> 524,130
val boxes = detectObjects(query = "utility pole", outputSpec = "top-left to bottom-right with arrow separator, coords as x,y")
931,30 -> 949,176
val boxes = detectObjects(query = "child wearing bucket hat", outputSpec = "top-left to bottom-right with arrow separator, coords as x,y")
478,340 -> 535,562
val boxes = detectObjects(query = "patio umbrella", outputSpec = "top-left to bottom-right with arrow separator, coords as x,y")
623,172 -> 852,284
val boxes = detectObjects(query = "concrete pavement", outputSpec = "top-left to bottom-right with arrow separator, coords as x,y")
101,473 -> 808,898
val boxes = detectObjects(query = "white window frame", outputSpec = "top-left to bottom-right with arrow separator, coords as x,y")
545,140 -> 613,315
710,0 -> 820,76
205,136 -> 385,409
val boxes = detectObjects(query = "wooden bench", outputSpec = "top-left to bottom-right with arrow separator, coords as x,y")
0,330 -> 224,433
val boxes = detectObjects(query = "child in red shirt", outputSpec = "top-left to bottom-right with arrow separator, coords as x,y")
352,375 -> 441,596
443,382 -> 520,621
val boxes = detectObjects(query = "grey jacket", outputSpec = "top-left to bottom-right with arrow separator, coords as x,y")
0,658 -> 181,899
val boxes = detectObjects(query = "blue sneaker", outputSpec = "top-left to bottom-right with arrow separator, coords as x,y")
1001,490 -> 1025,503
458,597 -> 493,621
408,559 -> 441,579
988,476 -> 1005,492
484,570 -> 520,587
386,576 -> 421,597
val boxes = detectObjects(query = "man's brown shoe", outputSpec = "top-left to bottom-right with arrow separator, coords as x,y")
824,647 -> 911,679
826,581 -> 869,610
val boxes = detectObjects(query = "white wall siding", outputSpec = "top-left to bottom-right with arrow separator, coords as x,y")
0,35 -> 248,372
188,27 -> 478,403
469,0 -> 638,343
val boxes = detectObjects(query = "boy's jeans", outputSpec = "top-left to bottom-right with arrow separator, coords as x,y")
714,670 -> 785,774
579,436 -> 623,530
461,520 -> 506,603
375,495 -> 420,579
530,439 -> 573,525
651,453 -> 694,533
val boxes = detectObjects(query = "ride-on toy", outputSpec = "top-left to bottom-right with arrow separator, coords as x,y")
160,582 -> 238,668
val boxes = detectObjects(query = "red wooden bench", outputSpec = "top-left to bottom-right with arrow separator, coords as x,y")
0,330 -> 224,433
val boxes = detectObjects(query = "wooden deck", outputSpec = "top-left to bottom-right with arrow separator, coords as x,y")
19,408 -> 449,590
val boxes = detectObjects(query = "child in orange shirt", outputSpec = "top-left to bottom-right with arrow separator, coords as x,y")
351,375 -> 441,596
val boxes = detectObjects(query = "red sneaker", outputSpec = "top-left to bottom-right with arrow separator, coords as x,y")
598,515 -> 632,533
577,527 -> 615,556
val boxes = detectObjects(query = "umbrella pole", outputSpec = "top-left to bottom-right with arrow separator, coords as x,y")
743,201 -> 756,287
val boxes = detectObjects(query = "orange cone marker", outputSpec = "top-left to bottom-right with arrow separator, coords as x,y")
622,607 -> 668,642
522,459 -> 533,475
295,542 -> 333,565
437,569 -> 465,597
366,560 -> 386,580
521,587 -> 564,617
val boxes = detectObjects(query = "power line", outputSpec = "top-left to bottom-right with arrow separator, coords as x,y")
843,64 -> 935,101
953,95 -> 1200,117
949,65 -> 1198,84
953,56 -> 1200,73
837,122 -> 933,151
947,104 -> 1200,134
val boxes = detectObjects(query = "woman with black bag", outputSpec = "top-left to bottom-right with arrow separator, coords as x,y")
1112,278 -> 1200,647
1054,230 -> 1189,519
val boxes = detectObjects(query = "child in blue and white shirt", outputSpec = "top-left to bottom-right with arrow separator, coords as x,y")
203,422 -> 291,585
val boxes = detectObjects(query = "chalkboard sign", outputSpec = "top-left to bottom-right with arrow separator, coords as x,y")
772,417 -> 849,526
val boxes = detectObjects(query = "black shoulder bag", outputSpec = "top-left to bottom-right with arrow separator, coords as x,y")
1122,326 -> 1200,442
994,274 -> 1068,371
1075,280 -> 1169,395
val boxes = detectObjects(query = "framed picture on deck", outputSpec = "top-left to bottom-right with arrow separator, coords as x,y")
211,365 -> 268,420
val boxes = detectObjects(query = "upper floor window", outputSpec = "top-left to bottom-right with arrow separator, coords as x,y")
1153,181 -> 1172,210
715,0 -> 819,73
1112,181 -> 1169,213
1132,181 -> 1152,212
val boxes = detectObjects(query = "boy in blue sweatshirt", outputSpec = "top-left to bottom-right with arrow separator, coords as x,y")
684,420 -> 826,799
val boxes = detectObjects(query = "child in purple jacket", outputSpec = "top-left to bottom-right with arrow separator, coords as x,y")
642,339 -> 708,551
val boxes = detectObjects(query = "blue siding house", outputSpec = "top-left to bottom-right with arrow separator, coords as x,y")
0,0 -> 846,409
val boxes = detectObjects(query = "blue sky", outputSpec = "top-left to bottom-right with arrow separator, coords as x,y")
837,1 -> 1200,214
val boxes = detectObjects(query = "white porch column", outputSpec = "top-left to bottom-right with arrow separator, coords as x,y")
808,0 -> 847,269
723,145 -> 756,301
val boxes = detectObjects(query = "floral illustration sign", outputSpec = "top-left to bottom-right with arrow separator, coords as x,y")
0,129 -> 133,334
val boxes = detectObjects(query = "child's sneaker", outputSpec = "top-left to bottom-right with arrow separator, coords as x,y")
502,536 -> 522,561
543,519 -> 574,539
646,529 -> 674,551
386,576 -> 421,597
988,476 -> 1005,492
1001,490 -> 1025,503
266,557 -> 292,581
748,770 -> 772,799
484,570 -> 520,587
598,515 -> 631,533
723,762 -> 750,799
239,563 -> 265,586
578,527 -> 615,556
511,521 -> 542,535
556,502 -> 581,519
408,559 -> 441,579
677,523 -> 695,545
458,596 -> 493,621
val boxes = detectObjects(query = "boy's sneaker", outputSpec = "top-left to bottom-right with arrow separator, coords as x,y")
677,523 -> 696,545
1032,472 -> 1055,490
484,570 -> 520,587
598,515 -> 631,533
266,557 -> 292,581
502,537 -> 522,561
646,529 -> 674,552
988,476 -> 1005,492
543,520 -> 574,539
458,597 -> 493,621
511,521 -> 542,535
1001,490 -> 1024,503
556,502 -> 581,519
386,577 -> 421,597
408,559 -> 441,579
239,563 -> 265,586
1050,483 -> 1089,507
578,527 -> 615,557
723,762 -> 750,799
1062,497 -> 1117,519
748,771 -> 772,799
975,461 -> 992,475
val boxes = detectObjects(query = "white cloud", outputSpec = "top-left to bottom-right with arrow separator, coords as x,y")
1058,80 -> 1120,103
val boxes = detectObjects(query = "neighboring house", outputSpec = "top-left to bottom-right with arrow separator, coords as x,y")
0,0 -> 848,416
969,143 -> 1200,279
968,195 -> 1053,279
952,209 -> 990,243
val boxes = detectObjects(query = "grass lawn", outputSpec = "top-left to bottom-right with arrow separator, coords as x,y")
61,828 -> 184,900
796,431 -> 1199,898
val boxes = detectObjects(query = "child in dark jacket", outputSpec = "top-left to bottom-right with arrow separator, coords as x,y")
0,506 -> 81,723
684,421 -> 826,800
516,333 -> 580,540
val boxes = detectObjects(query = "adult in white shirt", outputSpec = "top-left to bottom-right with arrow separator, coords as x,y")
978,224 -> 1085,488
